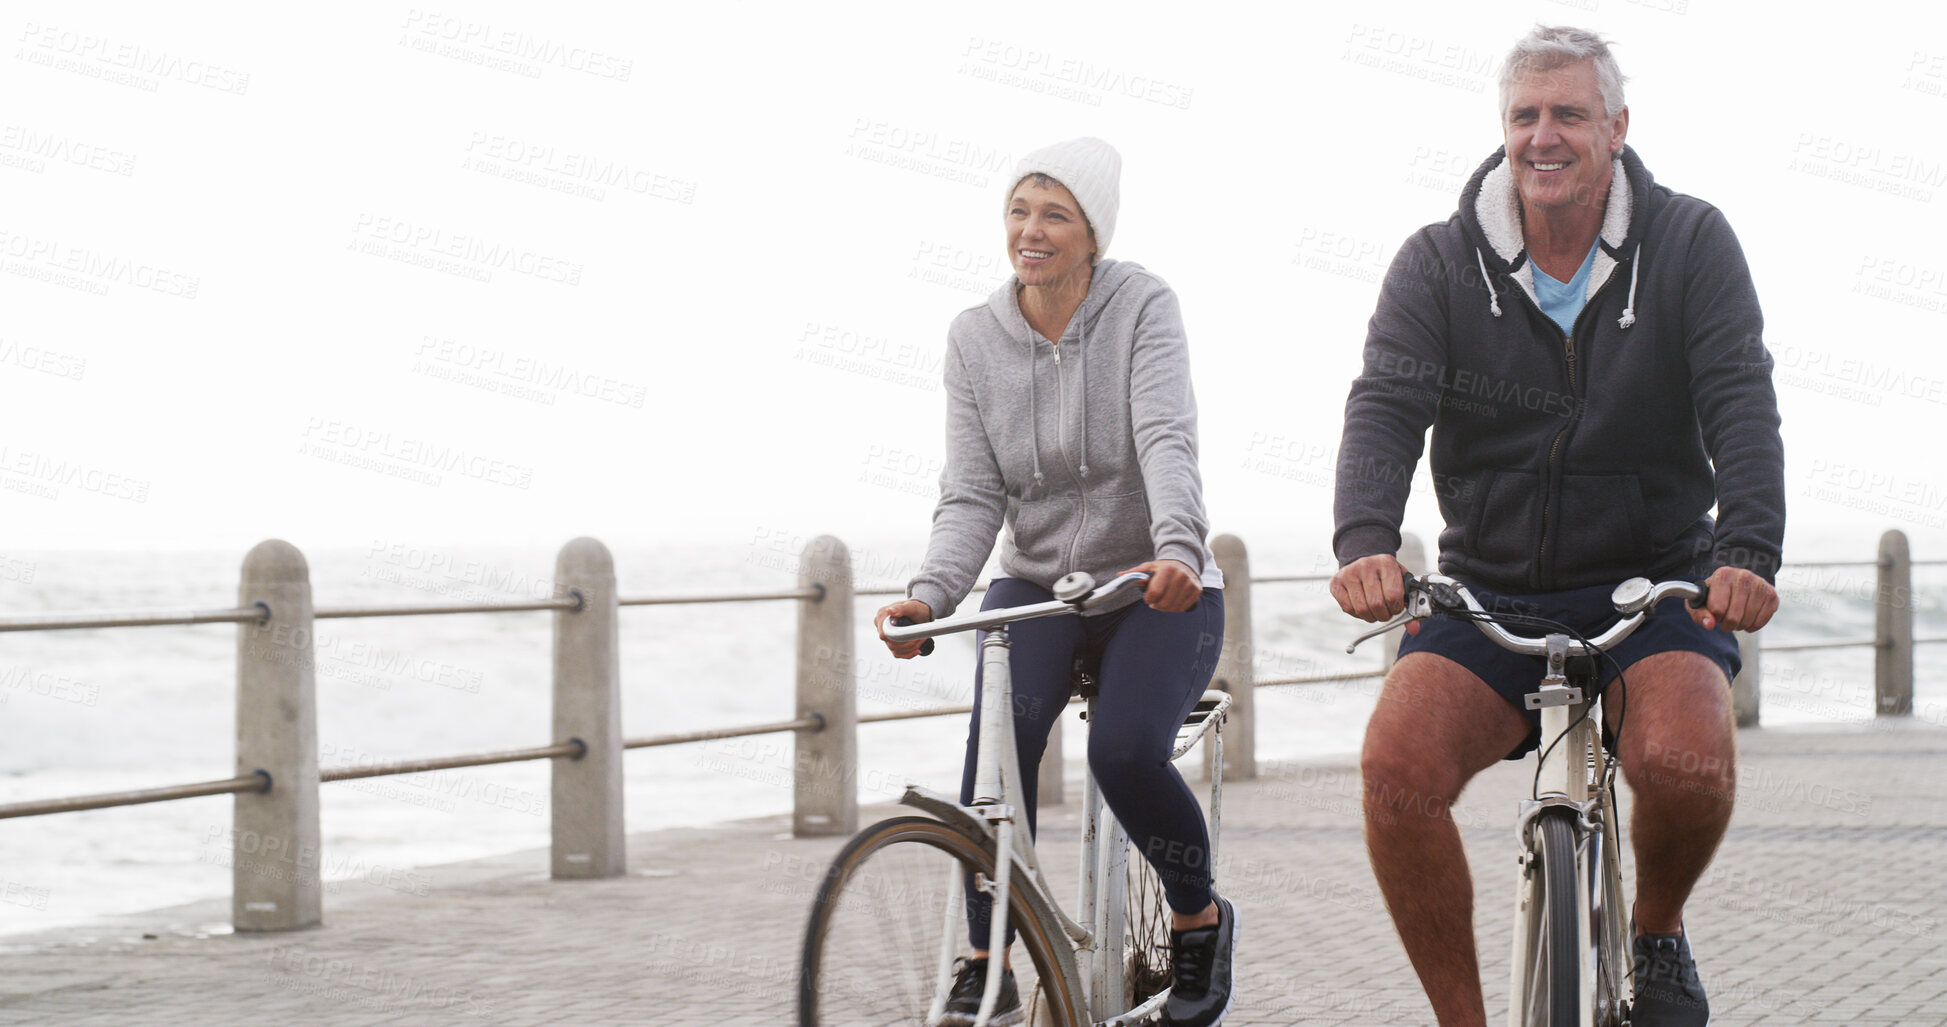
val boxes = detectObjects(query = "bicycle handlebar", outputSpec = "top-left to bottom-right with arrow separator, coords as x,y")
883,571 -> 1152,644
1344,572 -> 1707,657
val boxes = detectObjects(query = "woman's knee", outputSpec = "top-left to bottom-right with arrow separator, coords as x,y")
1085,733 -> 1171,786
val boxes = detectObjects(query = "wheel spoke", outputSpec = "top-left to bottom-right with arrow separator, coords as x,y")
1124,841 -> 1174,1009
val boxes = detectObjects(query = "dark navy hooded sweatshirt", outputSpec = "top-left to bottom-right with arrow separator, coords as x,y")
1334,145 -> 1785,592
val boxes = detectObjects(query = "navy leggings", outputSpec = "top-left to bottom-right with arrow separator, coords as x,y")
962,578 -> 1225,947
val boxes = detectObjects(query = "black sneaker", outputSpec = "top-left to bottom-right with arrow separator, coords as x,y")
1162,895 -> 1238,1027
1631,929 -> 1709,1026
938,956 -> 1022,1027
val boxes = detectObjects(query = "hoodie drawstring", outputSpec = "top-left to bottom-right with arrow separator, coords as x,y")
1076,318 -> 1090,479
1475,249 -> 1501,317
1027,340 -> 1045,490
1617,256 -> 1640,329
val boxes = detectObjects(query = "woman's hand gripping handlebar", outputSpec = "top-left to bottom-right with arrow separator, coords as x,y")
874,598 -> 937,659
876,571 -> 1153,657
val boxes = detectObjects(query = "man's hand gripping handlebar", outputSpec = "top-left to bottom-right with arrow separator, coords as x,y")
1343,572 -> 1449,654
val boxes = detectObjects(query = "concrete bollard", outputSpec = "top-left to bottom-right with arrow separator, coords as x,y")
1209,534 -> 1256,781
234,539 -> 322,931
1382,534 -> 1428,675
1876,529 -> 1914,717
1733,631 -> 1761,727
552,537 -> 624,878
796,535 -> 856,837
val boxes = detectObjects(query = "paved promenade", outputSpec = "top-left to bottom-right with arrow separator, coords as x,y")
3,722 -> 1944,1025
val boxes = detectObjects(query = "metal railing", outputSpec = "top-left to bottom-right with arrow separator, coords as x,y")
0,606 -> 267,632
0,529 -> 1937,932
1,773 -> 272,819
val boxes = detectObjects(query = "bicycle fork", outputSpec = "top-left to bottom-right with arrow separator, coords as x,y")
1508,636 -> 1598,1027
942,626 -> 1023,1027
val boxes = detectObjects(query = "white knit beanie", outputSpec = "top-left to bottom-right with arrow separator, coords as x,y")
1009,136 -> 1122,260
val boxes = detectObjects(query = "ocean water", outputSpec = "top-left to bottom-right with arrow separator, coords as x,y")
0,539 -> 1940,938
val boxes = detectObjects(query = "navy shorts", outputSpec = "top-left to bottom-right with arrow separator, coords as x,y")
1395,579 -> 1741,760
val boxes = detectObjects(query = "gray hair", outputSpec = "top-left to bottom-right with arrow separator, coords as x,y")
1498,25 -> 1626,119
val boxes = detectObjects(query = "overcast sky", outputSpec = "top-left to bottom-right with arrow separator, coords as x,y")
4,1 -> 1944,568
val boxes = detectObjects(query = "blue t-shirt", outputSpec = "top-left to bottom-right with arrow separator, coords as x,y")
1533,239 -> 1602,338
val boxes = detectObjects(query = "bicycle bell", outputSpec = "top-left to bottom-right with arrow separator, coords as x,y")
1611,577 -> 1654,614
1052,572 -> 1096,602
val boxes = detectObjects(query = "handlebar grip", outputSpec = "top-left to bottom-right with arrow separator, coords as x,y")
891,617 -> 935,656
1687,582 -> 1711,610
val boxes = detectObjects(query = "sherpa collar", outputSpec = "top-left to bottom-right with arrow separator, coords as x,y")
1458,145 -> 1651,329
1473,153 -> 1632,305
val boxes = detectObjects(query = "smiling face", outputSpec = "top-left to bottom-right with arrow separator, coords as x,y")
1503,59 -> 1629,215
1005,176 -> 1095,288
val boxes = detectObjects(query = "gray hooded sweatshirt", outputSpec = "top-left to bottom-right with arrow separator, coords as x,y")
907,259 -> 1222,618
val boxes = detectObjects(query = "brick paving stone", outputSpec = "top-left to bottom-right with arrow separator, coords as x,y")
0,722 -> 1944,1024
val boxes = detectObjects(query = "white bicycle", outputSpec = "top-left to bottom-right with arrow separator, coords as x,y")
1348,572 -> 1708,1027
798,570 -> 1231,1026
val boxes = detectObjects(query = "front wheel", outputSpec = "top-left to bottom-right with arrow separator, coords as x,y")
1514,813 -> 1584,1027
798,816 -> 1080,1027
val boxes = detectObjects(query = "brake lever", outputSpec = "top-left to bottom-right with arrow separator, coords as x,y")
1345,589 -> 1435,654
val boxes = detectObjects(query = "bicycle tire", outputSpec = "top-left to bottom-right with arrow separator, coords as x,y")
1516,813 -> 1582,1027
798,816 -> 1080,1027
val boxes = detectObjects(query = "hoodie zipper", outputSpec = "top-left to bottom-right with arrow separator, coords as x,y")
1051,340 -> 1079,479
1049,337 -> 1088,572
1515,257 -> 1628,590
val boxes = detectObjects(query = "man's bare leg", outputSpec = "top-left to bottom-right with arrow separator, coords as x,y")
1360,653 -> 1531,1027
1607,650 -> 1736,934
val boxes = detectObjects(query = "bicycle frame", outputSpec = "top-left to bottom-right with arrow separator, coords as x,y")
909,623 -> 1099,1027
1506,635 -> 1628,1027
1347,573 -> 1699,1027
891,600 -> 1231,1027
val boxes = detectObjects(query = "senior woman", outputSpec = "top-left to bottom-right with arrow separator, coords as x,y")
874,137 -> 1236,1027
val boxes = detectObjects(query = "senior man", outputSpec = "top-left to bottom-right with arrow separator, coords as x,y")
1331,25 -> 1784,1027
